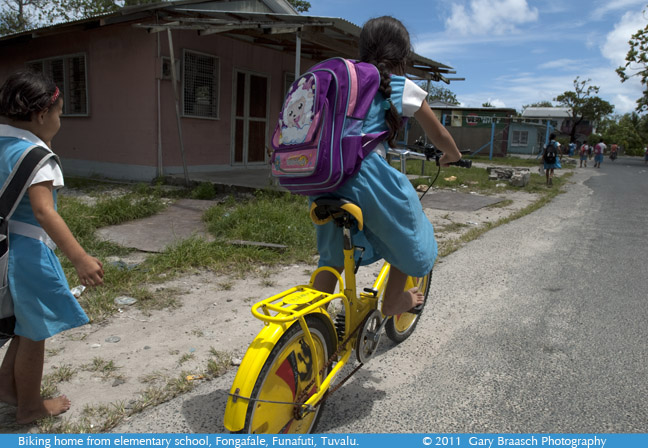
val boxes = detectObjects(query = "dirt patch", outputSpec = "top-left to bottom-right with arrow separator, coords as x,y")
0,185 -> 539,433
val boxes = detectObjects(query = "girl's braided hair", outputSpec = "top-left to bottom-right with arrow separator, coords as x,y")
0,70 -> 58,121
359,16 -> 412,148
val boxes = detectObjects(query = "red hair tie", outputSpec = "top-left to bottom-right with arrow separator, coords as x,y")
50,87 -> 60,105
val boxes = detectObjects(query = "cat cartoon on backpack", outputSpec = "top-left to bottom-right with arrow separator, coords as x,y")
278,76 -> 315,145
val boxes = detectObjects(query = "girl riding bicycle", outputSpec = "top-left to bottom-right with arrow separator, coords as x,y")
312,16 -> 462,316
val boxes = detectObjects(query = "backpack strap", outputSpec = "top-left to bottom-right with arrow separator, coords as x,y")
0,145 -> 59,224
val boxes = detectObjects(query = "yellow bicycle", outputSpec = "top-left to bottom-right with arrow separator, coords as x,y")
223,195 -> 432,434
223,147 -> 470,434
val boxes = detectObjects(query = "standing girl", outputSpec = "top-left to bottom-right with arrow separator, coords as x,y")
312,16 -> 462,316
0,71 -> 104,424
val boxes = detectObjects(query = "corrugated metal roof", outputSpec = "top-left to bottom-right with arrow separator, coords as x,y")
429,101 -> 516,113
521,107 -> 571,118
0,0 -> 458,82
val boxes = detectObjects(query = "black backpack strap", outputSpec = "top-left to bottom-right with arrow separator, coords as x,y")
0,145 -> 60,223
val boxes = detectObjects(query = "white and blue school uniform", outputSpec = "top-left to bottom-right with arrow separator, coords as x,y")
543,140 -> 562,170
313,76 -> 436,277
0,124 -> 88,341
594,143 -> 606,164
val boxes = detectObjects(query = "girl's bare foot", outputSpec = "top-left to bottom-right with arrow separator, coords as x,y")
16,395 -> 71,424
383,287 -> 424,316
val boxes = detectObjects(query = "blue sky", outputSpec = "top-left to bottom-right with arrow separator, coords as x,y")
307,0 -> 647,115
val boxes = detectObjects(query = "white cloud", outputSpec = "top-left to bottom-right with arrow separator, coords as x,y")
421,0 -> 646,115
445,0 -> 539,36
591,0 -> 647,20
611,94 -> 642,113
593,8 -> 647,114
488,98 -> 508,108
538,59 -> 584,70
600,10 -> 647,66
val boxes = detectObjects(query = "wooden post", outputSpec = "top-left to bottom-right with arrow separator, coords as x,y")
167,29 -> 190,186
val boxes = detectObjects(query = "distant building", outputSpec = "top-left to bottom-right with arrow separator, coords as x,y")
418,103 -> 517,157
511,107 -> 595,155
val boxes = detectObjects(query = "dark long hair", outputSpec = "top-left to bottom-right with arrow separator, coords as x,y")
0,70 -> 58,121
359,16 -> 412,148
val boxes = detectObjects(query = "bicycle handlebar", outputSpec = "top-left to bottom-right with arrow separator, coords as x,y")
447,157 -> 472,169
398,142 -> 473,169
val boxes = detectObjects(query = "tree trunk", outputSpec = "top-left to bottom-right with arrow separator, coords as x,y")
570,115 -> 585,143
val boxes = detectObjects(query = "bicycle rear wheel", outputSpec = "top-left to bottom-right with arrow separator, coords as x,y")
238,316 -> 335,434
384,270 -> 432,343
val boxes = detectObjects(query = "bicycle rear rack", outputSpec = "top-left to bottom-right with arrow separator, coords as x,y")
251,286 -> 346,324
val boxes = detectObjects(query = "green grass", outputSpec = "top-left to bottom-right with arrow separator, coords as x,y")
203,191 -> 315,261
397,153 -> 574,194
469,155 -> 544,167
56,185 -> 318,322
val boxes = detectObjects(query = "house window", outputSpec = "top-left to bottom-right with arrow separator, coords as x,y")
27,54 -> 88,116
466,115 -> 480,125
512,130 -> 529,146
183,50 -> 219,119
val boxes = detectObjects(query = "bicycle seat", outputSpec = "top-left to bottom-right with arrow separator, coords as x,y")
309,197 -> 364,230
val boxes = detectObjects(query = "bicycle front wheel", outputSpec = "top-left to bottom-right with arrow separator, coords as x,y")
385,270 -> 432,343
239,316 -> 335,434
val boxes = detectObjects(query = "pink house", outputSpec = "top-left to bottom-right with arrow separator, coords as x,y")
0,0 -> 457,183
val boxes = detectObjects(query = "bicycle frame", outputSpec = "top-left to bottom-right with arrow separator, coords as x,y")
224,225 -> 390,432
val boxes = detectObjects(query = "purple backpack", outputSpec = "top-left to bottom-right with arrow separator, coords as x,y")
270,58 -> 388,195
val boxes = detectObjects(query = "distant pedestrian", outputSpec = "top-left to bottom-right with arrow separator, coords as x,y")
609,143 -> 618,161
588,144 -> 593,160
542,133 -> 561,186
644,146 -> 648,165
568,142 -> 576,156
579,142 -> 588,167
594,138 -> 606,168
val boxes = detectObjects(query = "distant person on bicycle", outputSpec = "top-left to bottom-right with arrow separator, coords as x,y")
312,16 -> 462,316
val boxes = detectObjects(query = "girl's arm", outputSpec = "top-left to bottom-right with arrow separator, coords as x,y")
28,181 -> 104,287
413,100 -> 462,166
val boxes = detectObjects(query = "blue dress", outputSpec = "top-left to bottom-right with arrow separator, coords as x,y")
313,75 -> 437,277
0,130 -> 88,341
543,141 -> 561,170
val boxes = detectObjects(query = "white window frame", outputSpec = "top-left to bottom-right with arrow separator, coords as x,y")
26,53 -> 89,117
182,49 -> 220,120
512,130 -> 529,146
231,68 -> 270,166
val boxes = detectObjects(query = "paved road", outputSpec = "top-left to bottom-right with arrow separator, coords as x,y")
114,157 -> 648,433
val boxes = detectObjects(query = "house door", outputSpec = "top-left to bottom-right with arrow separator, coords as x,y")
232,70 -> 269,166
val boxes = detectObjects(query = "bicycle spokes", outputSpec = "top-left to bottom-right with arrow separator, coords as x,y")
248,332 -> 328,433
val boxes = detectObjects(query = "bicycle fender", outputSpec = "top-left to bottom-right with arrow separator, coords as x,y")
223,321 -> 292,432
